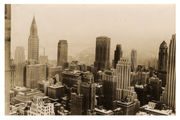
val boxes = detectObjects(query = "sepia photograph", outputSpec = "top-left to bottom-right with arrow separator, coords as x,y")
4,4 -> 176,116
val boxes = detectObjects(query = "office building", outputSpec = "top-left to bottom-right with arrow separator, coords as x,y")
131,49 -> 137,72
28,16 -> 39,64
113,44 -> 123,68
161,34 -> 176,110
102,70 -> 117,109
158,41 -> 168,87
94,36 -> 110,71
70,93 -> 83,115
14,46 -> 25,87
57,40 -> 68,68
5,4 -> 11,115
26,64 -> 46,89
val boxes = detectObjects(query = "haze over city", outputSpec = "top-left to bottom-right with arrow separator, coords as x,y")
11,4 -> 175,64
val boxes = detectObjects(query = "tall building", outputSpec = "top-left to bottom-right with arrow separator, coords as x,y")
57,40 -> 68,68
94,36 -> 110,71
113,44 -> 123,68
131,49 -> 137,72
5,4 -> 11,115
70,93 -> 83,115
158,41 -> 168,87
161,34 -> 176,110
28,16 -> 39,64
80,82 -> 96,114
102,70 -> 117,109
26,64 -> 46,89
115,58 -> 131,100
14,46 -> 25,87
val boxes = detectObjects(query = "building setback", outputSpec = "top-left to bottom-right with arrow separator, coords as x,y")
158,41 -> 168,87
94,36 -> 110,71
113,44 -> 123,68
57,40 -> 68,68
28,16 -> 39,64
161,34 -> 176,110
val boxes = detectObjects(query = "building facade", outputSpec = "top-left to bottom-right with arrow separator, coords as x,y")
57,40 -> 68,68
94,36 -> 110,71
28,17 -> 39,64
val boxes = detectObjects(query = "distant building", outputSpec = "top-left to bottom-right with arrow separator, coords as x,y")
14,46 -> 25,87
70,93 -> 83,115
102,70 -> 117,109
130,71 -> 149,86
39,55 -> 48,65
26,64 -> 46,89
28,17 -> 39,64
161,34 -> 176,111
158,41 -> 168,87
113,44 -> 123,68
94,36 -> 110,71
47,66 -> 62,81
28,97 -> 55,115
57,40 -> 68,68
131,49 -> 137,72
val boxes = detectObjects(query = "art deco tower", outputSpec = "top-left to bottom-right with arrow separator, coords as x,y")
57,40 -> 68,68
131,49 -> 137,72
161,34 -> 176,110
113,44 -> 123,68
94,36 -> 110,71
28,16 -> 39,64
158,41 -> 168,87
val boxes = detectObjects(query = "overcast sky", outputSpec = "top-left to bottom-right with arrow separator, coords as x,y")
11,4 -> 175,61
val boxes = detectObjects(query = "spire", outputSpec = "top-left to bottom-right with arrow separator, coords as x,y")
30,16 -> 38,35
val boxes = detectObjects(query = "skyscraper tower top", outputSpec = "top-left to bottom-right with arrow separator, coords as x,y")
28,16 -> 39,64
160,41 -> 168,49
30,16 -> 38,36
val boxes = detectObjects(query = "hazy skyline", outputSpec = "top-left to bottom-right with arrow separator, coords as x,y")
11,4 -> 175,63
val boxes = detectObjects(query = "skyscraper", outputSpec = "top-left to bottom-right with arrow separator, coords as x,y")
161,34 -> 176,110
131,49 -> 137,72
57,40 -> 68,68
158,41 -> 168,87
102,70 -> 117,109
113,44 -> 123,68
94,36 -> 110,71
28,16 -> 39,64
14,46 -> 25,87
5,4 -> 11,115
115,58 -> 131,100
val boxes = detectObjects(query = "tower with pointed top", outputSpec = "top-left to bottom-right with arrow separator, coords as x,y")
158,41 -> 168,87
28,17 -> 39,64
